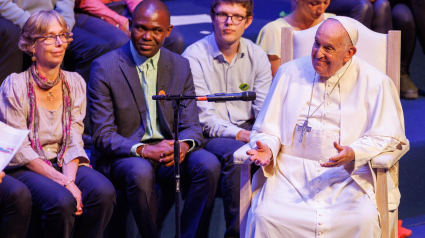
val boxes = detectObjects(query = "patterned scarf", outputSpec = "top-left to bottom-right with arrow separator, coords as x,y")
27,64 -> 72,167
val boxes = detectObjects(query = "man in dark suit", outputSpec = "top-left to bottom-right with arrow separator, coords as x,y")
88,0 -> 220,237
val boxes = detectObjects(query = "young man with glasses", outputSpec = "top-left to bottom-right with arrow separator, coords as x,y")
182,0 -> 272,237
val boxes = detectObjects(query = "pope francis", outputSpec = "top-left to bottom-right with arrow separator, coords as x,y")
245,16 -> 408,238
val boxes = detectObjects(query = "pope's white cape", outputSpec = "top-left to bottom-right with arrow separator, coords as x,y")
250,55 -> 408,210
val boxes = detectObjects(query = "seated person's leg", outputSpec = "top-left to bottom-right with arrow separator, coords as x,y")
66,27 -> 111,82
0,17 -> 23,85
74,13 -> 129,51
408,0 -> 425,54
156,148 -> 220,237
249,170 -> 379,237
110,157 -> 159,237
106,0 -> 185,55
371,0 -> 392,33
9,169 -> 77,237
106,0 -> 133,19
392,3 -> 418,98
72,166 -> 116,238
204,138 -> 245,237
327,0 -> 373,28
326,182 -> 380,237
0,175 -> 31,238
65,27 -> 111,145
163,27 -> 185,55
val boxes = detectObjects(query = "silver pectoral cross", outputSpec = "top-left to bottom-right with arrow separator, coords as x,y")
296,120 -> 311,142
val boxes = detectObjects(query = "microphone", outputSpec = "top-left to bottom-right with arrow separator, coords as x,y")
197,91 -> 256,102
152,91 -> 256,102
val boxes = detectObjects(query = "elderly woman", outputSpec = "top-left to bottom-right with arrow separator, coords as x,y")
0,11 -> 115,237
256,0 -> 335,76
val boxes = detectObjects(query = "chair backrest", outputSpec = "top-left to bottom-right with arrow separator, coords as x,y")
280,19 -> 401,93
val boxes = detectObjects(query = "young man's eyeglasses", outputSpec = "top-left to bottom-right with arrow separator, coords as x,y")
215,13 -> 247,25
36,32 -> 71,45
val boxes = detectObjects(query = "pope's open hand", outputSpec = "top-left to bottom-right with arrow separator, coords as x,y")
246,141 -> 272,167
321,142 -> 355,167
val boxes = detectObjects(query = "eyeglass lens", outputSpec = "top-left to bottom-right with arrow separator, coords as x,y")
216,13 -> 244,25
44,33 -> 69,44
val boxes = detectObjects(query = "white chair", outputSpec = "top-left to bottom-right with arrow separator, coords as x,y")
235,19 -> 409,238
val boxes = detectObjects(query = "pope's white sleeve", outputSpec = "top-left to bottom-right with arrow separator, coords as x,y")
350,135 -> 400,171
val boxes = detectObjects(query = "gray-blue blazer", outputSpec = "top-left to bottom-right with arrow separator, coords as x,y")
88,42 -> 203,175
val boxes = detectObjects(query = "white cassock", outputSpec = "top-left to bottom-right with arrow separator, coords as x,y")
246,55 -> 408,238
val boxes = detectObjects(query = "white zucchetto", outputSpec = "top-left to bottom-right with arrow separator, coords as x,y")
329,16 -> 359,46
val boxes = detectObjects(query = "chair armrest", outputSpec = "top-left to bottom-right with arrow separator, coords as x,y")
371,140 -> 409,169
234,143 -> 253,165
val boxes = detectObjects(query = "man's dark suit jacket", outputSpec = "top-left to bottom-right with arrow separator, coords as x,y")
88,42 -> 203,174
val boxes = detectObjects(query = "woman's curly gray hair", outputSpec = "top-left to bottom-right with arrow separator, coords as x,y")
18,10 -> 69,55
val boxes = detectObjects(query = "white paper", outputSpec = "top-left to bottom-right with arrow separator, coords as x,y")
170,14 -> 212,26
0,121 -> 29,171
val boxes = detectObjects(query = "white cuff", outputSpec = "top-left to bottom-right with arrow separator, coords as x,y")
130,143 -> 145,157
181,139 -> 196,153
222,126 -> 244,139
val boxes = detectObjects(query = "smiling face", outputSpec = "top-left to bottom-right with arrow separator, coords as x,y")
131,3 -> 172,58
311,19 -> 356,77
212,2 -> 252,48
30,19 -> 68,68
298,0 -> 330,21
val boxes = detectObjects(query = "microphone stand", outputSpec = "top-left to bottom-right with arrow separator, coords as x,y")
173,99 -> 181,238
152,93 -> 255,238
153,94 -> 195,238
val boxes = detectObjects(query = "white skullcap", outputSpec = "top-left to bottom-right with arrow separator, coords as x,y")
328,16 -> 359,46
